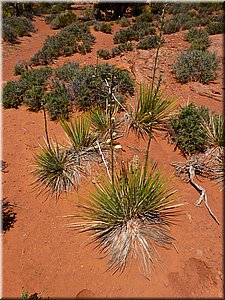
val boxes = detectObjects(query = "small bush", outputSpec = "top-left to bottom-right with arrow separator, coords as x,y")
3,80 -> 26,108
168,103 -> 210,156
119,17 -> 130,27
45,81 -> 71,121
23,86 -> 45,112
136,11 -> 153,23
172,49 -> 220,84
50,11 -> 77,29
68,63 -> 134,110
185,28 -> 211,51
100,22 -> 112,34
30,23 -> 95,66
54,61 -> 80,82
97,49 -> 111,60
111,42 -> 133,57
206,21 -> 224,35
136,35 -> 163,50
163,19 -> 181,34
14,60 -> 29,75
3,16 -> 35,43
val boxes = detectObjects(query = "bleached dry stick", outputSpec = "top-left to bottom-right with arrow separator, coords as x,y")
96,140 -> 111,181
189,165 -> 220,225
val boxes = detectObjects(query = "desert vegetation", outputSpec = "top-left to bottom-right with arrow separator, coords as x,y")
2,2 -> 223,297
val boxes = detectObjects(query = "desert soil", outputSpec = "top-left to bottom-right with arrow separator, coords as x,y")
2,13 -> 223,298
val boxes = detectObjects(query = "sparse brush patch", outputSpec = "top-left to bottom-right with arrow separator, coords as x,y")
99,22 -> 112,34
168,103 -> 210,156
67,161 -> 179,277
172,49 -> 220,84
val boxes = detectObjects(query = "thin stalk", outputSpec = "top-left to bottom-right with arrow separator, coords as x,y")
144,125 -> 153,178
109,73 -> 115,189
43,106 -> 50,148
144,7 -> 165,176
150,7 -> 165,93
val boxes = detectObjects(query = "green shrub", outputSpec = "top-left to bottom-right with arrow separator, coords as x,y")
119,17 -> 130,27
168,103 -> 210,156
3,16 -> 35,43
30,23 -> 95,66
113,22 -> 155,44
97,49 -> 111,60
23,86 -> 45,112
172,49 -> 219,84
111,42 -> 133,57
50,11 -> 77,29
163,19 -> 181,34
3,80 -> 26,108
206,21 -> 224,35
136,35 -> 163,50
136,11 -> 153,23
14,60 -> 29,75
54,61 -> 80,82
45,81 -> 71,121
68,63 -> 134,110
100,22 -> 112,34
20,67 -> 52,87
185,28 -> 211,51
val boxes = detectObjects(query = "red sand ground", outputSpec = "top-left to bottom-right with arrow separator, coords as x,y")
2,13 -> 223,298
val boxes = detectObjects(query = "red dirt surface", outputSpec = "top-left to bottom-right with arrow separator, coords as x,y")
2,13 -> 223,298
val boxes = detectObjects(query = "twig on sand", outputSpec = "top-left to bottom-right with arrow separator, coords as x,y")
188,165 -> 220,225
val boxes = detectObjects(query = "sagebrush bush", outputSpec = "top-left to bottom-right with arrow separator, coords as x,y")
206,21 -> 224,35
68,63 -> 134,110
113,22 -> 155,44
136,35 -> 163,50
54,62 -> 80,82
3,80 -> 26,108
50,11 -> 77,29
3,16 -> 35,43
45,81 -> 71,121
23,86 -> 45,112
100,22 -> 112,34
97,49 -> 111,60
111,42 -> 133,57
3,67 -> 52,110
172,49 -> 219,84
30,22 -> 95,66
168,103 -> 210,156
14,60 -> 29,75
185,28 -> 211,51
119,17 -> 130,27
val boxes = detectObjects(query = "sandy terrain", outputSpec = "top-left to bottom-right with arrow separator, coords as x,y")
2,12 -> 223,298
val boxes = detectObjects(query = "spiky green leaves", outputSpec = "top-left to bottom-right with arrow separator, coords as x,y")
128,83 -> 177,140
68,161 -> 179,277
32,141 -> 82,199
60,116 -> 96,152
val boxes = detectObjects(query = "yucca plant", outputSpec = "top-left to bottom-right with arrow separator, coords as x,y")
128,81 -> 177,174
32,141 -> 83,199
203,113 -> 225,148
60,116 -> 96,153
67,161 -> 180,278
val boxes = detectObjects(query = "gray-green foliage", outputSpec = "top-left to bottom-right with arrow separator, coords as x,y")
172,49 -> 219,84
185,28 -> 211,51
